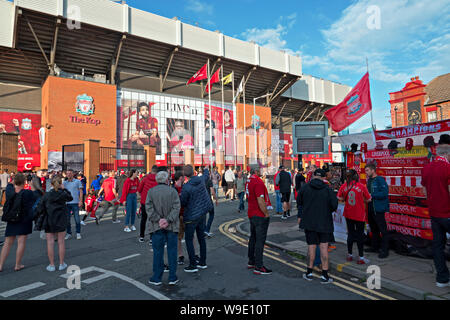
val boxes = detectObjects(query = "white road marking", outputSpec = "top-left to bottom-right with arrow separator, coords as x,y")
114,254 -> 141,262
82,273 -> 111,284
28,288 -> 70,300
61,266 -> 170,300
0,282 -> 46,298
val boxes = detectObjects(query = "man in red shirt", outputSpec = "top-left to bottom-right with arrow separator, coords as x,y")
246,165 -> 272,275
421,143 -> 450,288
96,171 -> 120,224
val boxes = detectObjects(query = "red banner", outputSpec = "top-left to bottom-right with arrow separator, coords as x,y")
378,168 -> 422,176
389,195 -> 428,207
387,223 -> 433,240
375,119 -> 450,140
390,203 -> 429,218
375,157 -> 429,168
324,72 -> 372,132
386,213 -> 431,230
0,111 -> 41,171
389,186 -> 426,197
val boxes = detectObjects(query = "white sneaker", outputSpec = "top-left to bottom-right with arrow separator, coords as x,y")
79,211 -> 86,215
80,221 -> 86,226
46,265 -> 56,272
436,281 -> 450,288
65,234 -> 72,240
124,227 -> 131,232
130,225 -> 136,231
112,220 -> 121,224
58,263 -> 68,271
76,233 -> 82,240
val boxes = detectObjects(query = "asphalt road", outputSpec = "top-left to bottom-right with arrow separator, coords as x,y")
0,197 -> 408,301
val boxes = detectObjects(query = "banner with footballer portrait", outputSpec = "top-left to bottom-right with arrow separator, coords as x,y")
118,89 -> 235,167
0,111 -> 41,171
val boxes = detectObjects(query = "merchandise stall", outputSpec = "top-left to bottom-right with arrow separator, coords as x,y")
346,119 -> 449,258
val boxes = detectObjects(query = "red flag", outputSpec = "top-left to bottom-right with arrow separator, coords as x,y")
205,68 -> 220,93
187,63 -> 208,85
324,72 -> 372,132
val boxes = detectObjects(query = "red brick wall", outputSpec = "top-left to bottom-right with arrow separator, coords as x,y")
41,76 -> 116,168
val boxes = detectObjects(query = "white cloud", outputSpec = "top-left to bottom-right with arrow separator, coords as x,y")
314,0 -> 450,83
185,0 -> 213,15
240,14 -> 302,57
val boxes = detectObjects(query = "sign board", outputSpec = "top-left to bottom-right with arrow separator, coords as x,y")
292,121 -> 329,154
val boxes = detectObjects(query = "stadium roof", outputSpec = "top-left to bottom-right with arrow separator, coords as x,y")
0,0 -> 351,124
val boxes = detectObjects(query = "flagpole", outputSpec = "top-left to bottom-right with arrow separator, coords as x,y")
208,59 -> 213,172
232,72 -> 237,168
366,57 -> 375,131
221,65 -> 225,166
243,76 -> 246,170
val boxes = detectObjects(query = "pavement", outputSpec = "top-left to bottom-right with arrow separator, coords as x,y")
0,195 -> 411,301
236,193 -> 450,300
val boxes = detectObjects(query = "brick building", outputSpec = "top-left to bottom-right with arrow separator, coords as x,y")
389,73 -> 450,128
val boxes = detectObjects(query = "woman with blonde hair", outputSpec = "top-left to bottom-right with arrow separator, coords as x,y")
35,175 -> 73,271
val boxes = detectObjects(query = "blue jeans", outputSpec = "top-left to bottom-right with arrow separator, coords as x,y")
213,184 -> 219,198
125,193 -> 137,226
184,216 -> 207,267
150,229 -> 178,283
238,192 -> 245,211
275,190 -> 282,213
205,206 -> 214,234
67,204 -> 81,234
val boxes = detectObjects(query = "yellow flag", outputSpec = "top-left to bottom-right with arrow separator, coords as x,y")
222,72 -> 233,85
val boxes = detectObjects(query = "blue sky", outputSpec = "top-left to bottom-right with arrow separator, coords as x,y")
124,0 -> 450,132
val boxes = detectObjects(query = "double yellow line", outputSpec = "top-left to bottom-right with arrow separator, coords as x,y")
219,218 -> 396,301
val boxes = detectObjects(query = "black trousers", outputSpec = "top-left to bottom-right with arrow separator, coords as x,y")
367,210 -> 390,254
431,217 -> 450,284
346,218 -> 365,257
248,216 -> 270,268
140,203 -> 147,238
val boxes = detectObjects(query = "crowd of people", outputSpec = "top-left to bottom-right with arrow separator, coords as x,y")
0,133 -> 448,288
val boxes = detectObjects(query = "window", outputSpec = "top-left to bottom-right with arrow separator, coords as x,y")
428,111 -> 437,122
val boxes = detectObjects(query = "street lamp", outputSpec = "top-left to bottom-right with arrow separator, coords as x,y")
253,93 -> 272,164
394,106 -> 398,127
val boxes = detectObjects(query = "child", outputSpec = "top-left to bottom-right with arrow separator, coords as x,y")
81,189 -> 98,225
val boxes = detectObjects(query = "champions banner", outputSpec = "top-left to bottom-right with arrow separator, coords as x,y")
373,119 -> 449,150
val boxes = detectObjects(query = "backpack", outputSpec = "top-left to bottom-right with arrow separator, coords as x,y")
2,190 -> 24,223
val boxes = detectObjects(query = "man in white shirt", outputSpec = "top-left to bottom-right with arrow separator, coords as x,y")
224,166 -> 236,200
0,169 -> 10,206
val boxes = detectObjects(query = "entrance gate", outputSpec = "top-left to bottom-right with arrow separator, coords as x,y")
62,144 -> 84,172
100,147 -> 147,173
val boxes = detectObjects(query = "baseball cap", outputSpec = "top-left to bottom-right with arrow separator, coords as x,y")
314,169 -> 327,178
120,169 -> 125,174
279,165 -> 284,170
